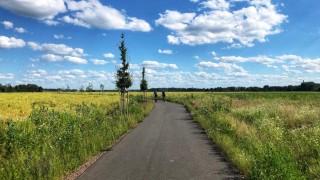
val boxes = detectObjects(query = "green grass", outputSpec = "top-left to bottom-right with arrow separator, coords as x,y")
0,95 -> 153,179
167,92 -> 320,179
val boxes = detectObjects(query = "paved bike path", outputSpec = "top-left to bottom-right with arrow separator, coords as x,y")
78,101 -> 242,180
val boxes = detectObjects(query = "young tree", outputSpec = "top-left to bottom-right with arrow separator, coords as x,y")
116,33 -> 132,113
86,83 -> 93,92
79,85 -> 84,92
140,67 -> 148,101
100,83 -> 104,94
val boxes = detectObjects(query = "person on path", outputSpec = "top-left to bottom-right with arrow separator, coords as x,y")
161,89 -> 166,102
154,90 -> 158,102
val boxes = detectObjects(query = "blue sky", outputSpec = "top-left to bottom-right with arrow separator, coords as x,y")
0,0 -> 320,89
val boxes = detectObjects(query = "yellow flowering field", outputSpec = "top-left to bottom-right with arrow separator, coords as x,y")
0,92 -> 120,120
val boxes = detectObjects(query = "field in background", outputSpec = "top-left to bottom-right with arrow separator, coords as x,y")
167,92 -> 320,179
0,92 -> 120,120
0,92 -> 153,179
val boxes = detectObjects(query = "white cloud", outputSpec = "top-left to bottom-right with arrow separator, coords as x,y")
43,19 -> 60,26
201,0 -> 230,10
41,54 -> 87,64
158,49 -> 173,54
42,54 -> 64,62
59,15 -> 91,28
156,10 -> 196,31
216,55 -> 283,64
142,61 -> 179,69
58,69 -> 85,76
0,0 -> 66,20
28,42 -> 84,57
190,0 -> 199,2
145,68 -> 157,75
91,59 -> 108,65
195,71 -> 218,79
291,57 -> 320,73
0,36 -> 26,49
64,56 -> 87,64
54,34 -> 71,39
193,55 -> 200,59
156,0 -> 287,46
1,21 -> 13,29
53,34 -> 64,39
211,51 -> 217,56
0,73 -> 14,79
14,27 -> 26,33
103,53 -> 115,58
27,69 -> 47,77
195,61 -> 248,76
63,0 -> 152,32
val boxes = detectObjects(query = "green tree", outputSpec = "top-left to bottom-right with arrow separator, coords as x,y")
140,67 -> 148,101
79,85 -> 84,92
86,83 -> 93,92
100,83 -> 104,94
116,33 -> 132,113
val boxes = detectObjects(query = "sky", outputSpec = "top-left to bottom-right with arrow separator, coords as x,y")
0,0 -> 320,90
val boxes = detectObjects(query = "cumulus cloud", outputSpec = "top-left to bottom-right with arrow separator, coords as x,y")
28,42 -> 84,57
201,0 -> 230,10
0,73 -> 14,79
1,21 -> 13,29
216,55 -> 283,65
291,57 -> 320,73
91,59 -> 108,65
59,15 -> 91,28
63,56 -> 87,64
142,60 -> 179,69
43,19 -> 60,26
214,54 -> 320,74
0,0 -> 151,31
14,27 -> 26,33
1,20 -> 27,33
42,54 -> 64,62
103,53 -> 115,58
62,0 -> 152,31
0,36 -> 26,49
28,69 -> 47,77
156,0 -> 287,46
158,49 -> 173,54
54,34 -> 72,39
41,54 -> 87,64
196,61 -> 248,76
0,0 -> 66,20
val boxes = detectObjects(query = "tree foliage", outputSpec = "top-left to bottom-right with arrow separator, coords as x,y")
86,83 -> 93,92
140,67 -> 148,91
116,33 -> 132,92
0,84 -> 43,92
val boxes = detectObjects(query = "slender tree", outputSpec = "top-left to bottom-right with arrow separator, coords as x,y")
100,83 -> 104,94
86,83 -> 93,92
140,67 -> 148,101
116,33 -> 132,113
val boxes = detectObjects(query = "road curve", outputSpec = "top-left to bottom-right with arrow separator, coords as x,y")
78,101 -> 242,180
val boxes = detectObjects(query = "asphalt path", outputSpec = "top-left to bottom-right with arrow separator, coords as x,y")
78,101 -> 242,180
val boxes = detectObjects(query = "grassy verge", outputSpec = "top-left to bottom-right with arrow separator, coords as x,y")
167,92 -> 320,179
0,95 -> 153,179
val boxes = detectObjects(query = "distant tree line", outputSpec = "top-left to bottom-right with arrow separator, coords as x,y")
150,82 -> 320,92
1,81 -> 320,93
0,84 -> 43,92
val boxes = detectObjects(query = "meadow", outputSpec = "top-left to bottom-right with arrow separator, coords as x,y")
167,92 -> 320,179
0,92 -> 153,179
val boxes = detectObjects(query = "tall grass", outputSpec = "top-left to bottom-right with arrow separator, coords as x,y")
167,92 -> 320,179
0,95 -> 153,179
